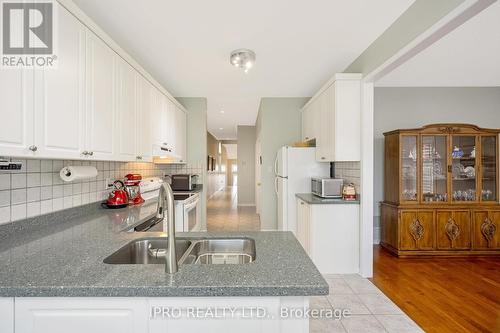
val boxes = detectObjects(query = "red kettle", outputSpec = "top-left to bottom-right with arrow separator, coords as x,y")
103,180 -> 129,209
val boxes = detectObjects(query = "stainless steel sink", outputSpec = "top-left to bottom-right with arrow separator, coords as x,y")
103,238 -> 191,264
103,237 -> 256,265
179,238 -> 256,265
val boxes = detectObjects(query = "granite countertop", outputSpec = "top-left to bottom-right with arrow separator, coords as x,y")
0,199 -> 327,298
295,193 -> 360,205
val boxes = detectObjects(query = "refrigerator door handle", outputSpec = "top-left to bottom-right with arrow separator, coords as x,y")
274,177 -> 279,196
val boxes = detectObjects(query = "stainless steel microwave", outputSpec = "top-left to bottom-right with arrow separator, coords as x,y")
311,178 -> 343,198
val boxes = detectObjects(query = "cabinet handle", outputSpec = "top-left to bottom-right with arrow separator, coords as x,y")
321,157 -> 326,160
445,218 -> 460,245
28,145 -> 37,152
409,218 -> 424,247
481,217 -> 497,248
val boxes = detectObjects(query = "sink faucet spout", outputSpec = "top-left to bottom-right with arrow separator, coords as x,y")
156,182 -> 178,273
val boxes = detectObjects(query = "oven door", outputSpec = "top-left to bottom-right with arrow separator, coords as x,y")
184,196 -> 201,232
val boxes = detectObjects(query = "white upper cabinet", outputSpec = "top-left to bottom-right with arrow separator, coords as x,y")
34,4 -> 86,159
136,75 -> 153,162
174,106 -> 187,163
0,69 -> 34,157
85,30 -> 116,160
0,2 -> 187,163
301,74 -> 361,162
115,58 -> 137,161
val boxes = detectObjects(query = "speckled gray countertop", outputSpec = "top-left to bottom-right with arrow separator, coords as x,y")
0,200 -> 327,297
296,193 -> 360,205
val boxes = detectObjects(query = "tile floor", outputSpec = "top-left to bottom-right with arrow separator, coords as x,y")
205,187 -> 421,332
207,186 -> 260,231
310,274 -> 423,333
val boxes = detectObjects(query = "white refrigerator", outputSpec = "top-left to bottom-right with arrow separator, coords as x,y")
274,146 -> 330,234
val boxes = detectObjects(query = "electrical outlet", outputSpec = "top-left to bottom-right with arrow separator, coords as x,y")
105,178 -> 114,189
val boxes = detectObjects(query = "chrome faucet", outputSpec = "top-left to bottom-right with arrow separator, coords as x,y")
156,182 -> 178,273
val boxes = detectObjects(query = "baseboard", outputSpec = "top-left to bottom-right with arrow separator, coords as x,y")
237,203 -> 255,207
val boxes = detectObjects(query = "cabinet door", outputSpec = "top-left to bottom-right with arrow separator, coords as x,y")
332,79 -> 360,161
15,298 -> 148,333
421,135 -> 448,203
316,87 -> 333,162
115,58 -> 137,161
451,135 -> 478,202
473,211 -> 500,249
174,106 -> 186,163
436,210 -> 471,249
400,210 -> 434,250
480,136 -> 497,202
34,5 -> 85,159
0,298 -> 14,333
85,30 -> 115,160
136,76 -> 153,162
165,98 -> 177,153
0,69 -> 34,157
296,199 -> 310,254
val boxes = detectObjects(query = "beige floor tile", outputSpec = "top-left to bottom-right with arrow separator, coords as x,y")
310,296 -> 332,310
343,276 -> 382,294
375,315 -> 424,333
207,187 -> 261,232
326,294 -> 371,315
340,315 -> 386,333
326,278 -> 354,295
310,318 -> 346,333
357,294 -> 403,315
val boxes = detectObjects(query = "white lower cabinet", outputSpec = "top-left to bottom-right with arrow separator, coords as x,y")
296,198 -> 360,274
14,298 -> 148,333
7,297 -> 309,333
0,298 -> 14,333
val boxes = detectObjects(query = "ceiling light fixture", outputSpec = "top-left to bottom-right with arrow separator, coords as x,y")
230,49 -> 256,73
219,127 -> 224,130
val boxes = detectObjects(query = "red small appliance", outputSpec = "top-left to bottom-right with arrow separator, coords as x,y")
124,173 -> 145,205
103,180 -> 129,209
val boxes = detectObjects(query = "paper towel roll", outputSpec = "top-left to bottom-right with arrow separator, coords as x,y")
60,166 -> 98,182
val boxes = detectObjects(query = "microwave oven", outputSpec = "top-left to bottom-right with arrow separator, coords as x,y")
311,178 -> 343,198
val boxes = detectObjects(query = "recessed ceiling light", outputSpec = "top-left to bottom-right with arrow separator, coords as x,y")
220,110 -> 225,114
219,127 -> 224,130
230,49 -> 256,73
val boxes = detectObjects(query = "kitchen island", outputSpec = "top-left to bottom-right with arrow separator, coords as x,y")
0,200 -> 328,333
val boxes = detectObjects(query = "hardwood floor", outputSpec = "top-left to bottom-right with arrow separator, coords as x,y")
206,186 -> 260,232
371,245 -> 500,333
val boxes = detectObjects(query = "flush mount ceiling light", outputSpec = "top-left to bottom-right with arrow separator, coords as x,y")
230,49 -> 256,73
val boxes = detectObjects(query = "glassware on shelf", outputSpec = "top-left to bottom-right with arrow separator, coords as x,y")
481,136 -> 497,202
451,136 -> 476,202
421,136 -> 447,202
401,136 -> 417,201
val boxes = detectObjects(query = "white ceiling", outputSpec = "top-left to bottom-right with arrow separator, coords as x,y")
73,0 -> 414,139
377,1 -> 500,87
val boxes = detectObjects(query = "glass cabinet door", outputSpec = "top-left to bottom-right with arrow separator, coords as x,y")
421,135 -> 448,202
481,136 -> 497,202
401,135 -> 417,201
451,136 -> 477,202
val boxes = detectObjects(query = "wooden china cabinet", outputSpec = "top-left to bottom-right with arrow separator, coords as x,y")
381,124 -> 500,256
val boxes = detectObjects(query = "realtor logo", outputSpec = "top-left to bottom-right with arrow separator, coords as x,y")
1,0 -> 56,67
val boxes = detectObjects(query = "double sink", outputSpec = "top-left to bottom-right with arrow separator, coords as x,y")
104,237 -> 256,265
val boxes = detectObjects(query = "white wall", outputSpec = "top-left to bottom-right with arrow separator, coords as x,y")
374,87 -> 500,243
237,126 -> 256,206
256,98 -> 308,230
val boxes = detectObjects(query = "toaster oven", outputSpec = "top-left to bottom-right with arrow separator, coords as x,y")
311,178 -> 343,198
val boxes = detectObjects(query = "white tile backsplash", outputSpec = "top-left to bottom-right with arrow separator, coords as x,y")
335,161 -> 361,194
0,158 -> 204,224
